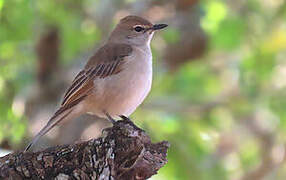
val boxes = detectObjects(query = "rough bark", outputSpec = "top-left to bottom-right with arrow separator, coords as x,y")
0,118 -> 169,180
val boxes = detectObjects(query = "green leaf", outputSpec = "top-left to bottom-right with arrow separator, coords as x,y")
211,17 -> 246,50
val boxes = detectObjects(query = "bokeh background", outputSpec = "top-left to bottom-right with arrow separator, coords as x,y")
1,0 -> 286,179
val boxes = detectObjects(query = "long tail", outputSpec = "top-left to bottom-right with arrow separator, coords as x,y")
24,108 -> 74,152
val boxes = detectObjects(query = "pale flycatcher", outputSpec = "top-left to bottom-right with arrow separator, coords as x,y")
25,15 -> 167,151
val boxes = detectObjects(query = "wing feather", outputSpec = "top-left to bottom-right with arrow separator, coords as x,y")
60,43 -> 132,107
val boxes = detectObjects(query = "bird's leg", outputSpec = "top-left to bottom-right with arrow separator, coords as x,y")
119,115 -> 131,121
104,112 -> 116,124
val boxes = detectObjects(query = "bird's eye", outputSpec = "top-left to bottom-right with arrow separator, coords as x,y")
134,26 -> 144,32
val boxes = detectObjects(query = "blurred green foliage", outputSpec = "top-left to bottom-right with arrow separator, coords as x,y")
1,0 -> 286,179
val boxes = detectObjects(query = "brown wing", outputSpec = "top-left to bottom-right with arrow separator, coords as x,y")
24,43 -> 132,151
61,43 -> 132,106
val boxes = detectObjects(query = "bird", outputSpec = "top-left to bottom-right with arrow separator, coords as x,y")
24,15 -> 168,151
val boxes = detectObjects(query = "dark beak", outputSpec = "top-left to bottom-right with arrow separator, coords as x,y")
152,24 -> 168,30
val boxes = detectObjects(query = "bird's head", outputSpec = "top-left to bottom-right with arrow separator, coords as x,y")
109,15 -> 168,46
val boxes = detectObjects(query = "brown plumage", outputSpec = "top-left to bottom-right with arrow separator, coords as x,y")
25,15 -> 167,151
61,43 -> 132,106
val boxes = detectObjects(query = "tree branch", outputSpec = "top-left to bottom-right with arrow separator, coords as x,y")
0,119 -> 169,180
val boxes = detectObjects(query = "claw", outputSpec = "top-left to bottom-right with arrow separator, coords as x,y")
119,115 -> 131,121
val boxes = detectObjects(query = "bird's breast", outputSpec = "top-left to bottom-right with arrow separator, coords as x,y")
119,48 -> 153,98
104,48 -> 152,116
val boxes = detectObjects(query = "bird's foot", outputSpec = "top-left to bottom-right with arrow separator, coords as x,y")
105,112 -> 116,124
119,115 -> 131,122
119,115 -> 140,130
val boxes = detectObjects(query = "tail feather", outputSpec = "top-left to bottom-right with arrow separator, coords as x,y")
24,109 -> 73,152
24,95 -> 87,152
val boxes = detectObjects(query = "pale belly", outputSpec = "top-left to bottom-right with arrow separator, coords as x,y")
86,51 -> 152,118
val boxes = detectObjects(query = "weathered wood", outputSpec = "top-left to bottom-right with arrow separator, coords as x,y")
0,118 -> 169,180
